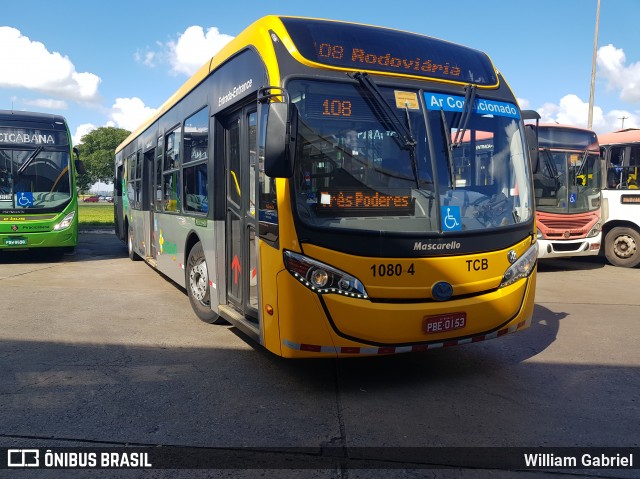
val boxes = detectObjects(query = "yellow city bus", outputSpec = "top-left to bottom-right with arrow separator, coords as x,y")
114,16 -> 538,358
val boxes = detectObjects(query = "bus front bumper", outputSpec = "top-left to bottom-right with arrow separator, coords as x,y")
537,235 -> 601,259
275,269 -> 536,358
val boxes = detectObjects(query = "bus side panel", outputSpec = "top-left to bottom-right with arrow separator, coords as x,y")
129,209 -> 145,258
152,213 -> 218,297
275,270 -> 339,358
155,212 -> 188,286
604,190 -> 640,223
201,220 -> 221,314
258,240 -> 285,354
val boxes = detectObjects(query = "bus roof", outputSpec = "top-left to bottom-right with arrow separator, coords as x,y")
0,109 -> 67,128
537,123 -> 596,133
534,123 -> 598,151
117,15 -> 499,154
598,128 -> 640,145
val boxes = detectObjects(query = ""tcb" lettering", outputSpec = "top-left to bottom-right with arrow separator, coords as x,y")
466,258 -> 488,271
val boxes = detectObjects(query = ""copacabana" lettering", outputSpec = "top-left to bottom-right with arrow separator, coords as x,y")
0,132 -> 55,144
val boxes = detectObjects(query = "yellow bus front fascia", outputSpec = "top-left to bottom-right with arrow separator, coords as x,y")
268,237 -> 536,358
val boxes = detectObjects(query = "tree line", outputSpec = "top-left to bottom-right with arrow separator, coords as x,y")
75,126 -> 130,192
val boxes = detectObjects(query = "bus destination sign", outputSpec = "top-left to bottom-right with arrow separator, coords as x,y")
281,17 -> 498,86
0,128 -> 68,146
317,188 -> 414,216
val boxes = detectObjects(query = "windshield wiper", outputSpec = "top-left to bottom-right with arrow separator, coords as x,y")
540,148 -> 561,189
574,150 -> 590,186
440,84 -> 477,190
440,109 -> 457,190
451,84 -> 477,149
349,72 -> 420,188
17,146 -> 42,175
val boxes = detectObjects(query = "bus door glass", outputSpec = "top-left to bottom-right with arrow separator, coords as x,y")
224,108 -> 258,320
143,148 -> 156,259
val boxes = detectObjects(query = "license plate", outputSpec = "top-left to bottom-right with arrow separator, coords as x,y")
423,312 -> 466,334
3,237 -> 27,246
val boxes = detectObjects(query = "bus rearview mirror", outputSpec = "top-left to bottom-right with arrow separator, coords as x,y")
263,102 -> 295,178
524,124 -> 540,173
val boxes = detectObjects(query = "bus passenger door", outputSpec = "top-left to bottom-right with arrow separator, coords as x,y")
114,162 -> 124,240
224,108 -> 259,323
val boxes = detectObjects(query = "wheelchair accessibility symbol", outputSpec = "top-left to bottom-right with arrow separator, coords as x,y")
16,192 -> 33,207
441,206 -> 462,231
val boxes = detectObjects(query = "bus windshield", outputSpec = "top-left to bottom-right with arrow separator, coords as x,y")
533,126 -> 602,214
289,79 -> 532,234
0,146 -> 72,210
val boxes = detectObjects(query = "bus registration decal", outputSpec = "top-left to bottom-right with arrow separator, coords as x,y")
423,312 -> 466,334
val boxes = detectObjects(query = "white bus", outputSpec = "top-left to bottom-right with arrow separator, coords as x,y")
599,129 -> 640,267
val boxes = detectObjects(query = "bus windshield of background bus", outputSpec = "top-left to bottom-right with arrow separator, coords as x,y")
288,79 -> 532,234
0,147 -> 72,210
534,149 -> 602,214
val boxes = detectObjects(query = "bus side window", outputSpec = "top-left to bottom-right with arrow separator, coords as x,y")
163,127 -> 182,212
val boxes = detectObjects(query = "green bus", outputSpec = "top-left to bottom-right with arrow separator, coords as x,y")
0,110 -> 83,252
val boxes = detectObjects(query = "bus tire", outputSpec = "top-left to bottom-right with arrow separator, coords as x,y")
605,227 -> 640,268
187,241 -> 225,324
127,224 -> 141,261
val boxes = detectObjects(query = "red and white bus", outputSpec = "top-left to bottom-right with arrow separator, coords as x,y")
527,123 -> 604,259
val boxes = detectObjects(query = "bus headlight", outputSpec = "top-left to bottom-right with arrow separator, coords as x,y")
284,250 -> 368,299
586,222 -> 602,238
536,228 -> 543,239
53,211 -> 76,231
499,243 -> 538,288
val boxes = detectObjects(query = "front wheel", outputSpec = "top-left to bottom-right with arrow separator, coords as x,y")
605,227 -> 640,268
186,241 -> 226,324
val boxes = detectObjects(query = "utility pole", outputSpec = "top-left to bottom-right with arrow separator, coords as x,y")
619,116 -> 628,129
588,0 -> 601,129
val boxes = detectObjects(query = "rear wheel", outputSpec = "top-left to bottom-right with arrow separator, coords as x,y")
187,241 -> 225,324
605,227 -> 640,268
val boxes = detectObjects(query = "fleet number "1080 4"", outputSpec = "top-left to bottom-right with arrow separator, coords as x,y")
370,263 -> 415,277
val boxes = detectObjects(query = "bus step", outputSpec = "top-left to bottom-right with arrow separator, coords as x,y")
218,305 -> 260,342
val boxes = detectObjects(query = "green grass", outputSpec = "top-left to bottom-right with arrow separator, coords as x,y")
78,203 -> 114,227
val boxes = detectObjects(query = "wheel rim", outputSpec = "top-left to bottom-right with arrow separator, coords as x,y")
189,259 -> 209,302
613,234 -> 637,259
